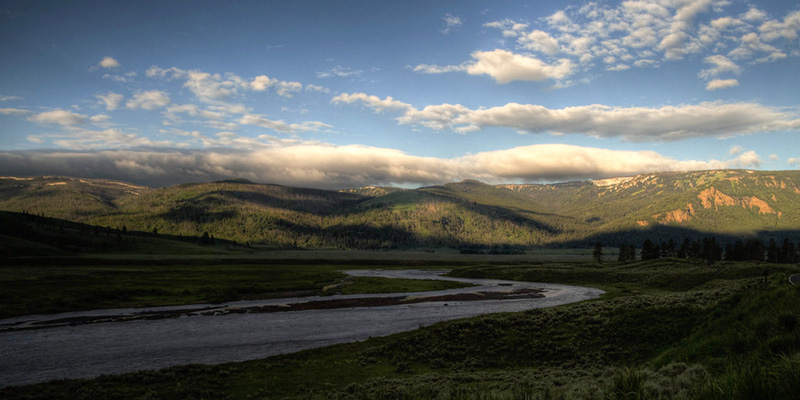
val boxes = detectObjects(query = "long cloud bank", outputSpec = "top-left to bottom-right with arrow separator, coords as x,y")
0,144 -> 761,189
333,93 -> 800,141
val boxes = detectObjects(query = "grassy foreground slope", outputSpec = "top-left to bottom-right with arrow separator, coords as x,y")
3,259 -> 799,399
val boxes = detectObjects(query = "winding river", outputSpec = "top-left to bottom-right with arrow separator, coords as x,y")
0,269 -> 603,387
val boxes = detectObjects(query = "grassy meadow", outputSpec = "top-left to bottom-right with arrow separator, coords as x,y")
0,262 -> 473,319
2,256 -> 799,399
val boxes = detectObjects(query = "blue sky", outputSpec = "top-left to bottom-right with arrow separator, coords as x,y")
1,0 -> 799,189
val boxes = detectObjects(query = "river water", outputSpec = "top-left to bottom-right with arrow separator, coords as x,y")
0,269 -> 603,387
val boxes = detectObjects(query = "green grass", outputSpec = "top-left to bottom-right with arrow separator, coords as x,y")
3,259 -> 799,399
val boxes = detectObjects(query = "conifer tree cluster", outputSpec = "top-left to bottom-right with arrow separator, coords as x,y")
617,244 -> 637,263
635,236 -> 799,264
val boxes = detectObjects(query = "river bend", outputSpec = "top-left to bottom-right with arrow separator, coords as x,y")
0,269 -> 603,386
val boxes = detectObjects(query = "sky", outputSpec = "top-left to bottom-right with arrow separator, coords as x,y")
0,0 -> 799,189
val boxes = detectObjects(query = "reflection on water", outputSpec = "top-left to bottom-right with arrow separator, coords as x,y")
0,269 -> 603,386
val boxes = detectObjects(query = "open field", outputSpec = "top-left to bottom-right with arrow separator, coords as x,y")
0,247 -> 600,319
2,256 -> 799,399
0,260 -> 476,319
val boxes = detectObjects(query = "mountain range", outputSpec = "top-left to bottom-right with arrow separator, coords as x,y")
2,169 -> 800,251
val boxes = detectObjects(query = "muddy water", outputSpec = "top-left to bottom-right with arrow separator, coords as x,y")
0,269 -> 603,386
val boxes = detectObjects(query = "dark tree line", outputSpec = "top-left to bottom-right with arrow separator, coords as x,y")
629,236 -> 800,264
617,243 -> 637,263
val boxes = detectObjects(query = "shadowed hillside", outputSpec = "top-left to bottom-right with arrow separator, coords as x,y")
2,169 -> 800,250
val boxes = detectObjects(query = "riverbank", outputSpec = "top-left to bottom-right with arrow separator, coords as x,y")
2,259 -> 798,399
0,270 -> 601,386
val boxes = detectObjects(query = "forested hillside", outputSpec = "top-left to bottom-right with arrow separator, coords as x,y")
2,170 -> 800,250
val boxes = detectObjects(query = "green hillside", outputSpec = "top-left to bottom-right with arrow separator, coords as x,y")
2,170 -> 800,250
0,210 -> 233,257
339,185 -> 404,197
502,170 -> 800,239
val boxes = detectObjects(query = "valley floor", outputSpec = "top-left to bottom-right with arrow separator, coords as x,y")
1,255 -> 799,399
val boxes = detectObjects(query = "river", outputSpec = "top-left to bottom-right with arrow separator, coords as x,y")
0,269 -> 603,386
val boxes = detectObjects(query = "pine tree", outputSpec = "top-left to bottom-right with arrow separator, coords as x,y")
767,238 -> 778,263
593,242 -> 603,263
677,238 -> 690,258
618,244 -> 629,263
641,239 -> 659,260
780,238 -> 797,263
702,236 -> 722,265
724,243 -> 734,261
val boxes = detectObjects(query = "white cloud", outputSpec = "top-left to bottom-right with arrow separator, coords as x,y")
330,93 -> 412,113
249,75 -> 274,91
0,144 -> 771,189
99,56 -> 120,69
28,109 -> 87,126
24,128 -> 175,150
710,17 -> 742,30
705,78 -> 739,90
788,157 -> 800,166
398,104 -> 472,131
89,114 -> 112,123
146,66 -> 184,80
769,154 -> 780,161
239,114 -> 332,134
102,71 -> 137,83
728,145 -> 743,155
455,102 -> 800,141
743,8 -> 767,22
728,32 -> 780,60
95,92 -> 124,111
546,10 -> 577,32
147,66 -> 239,103
484,19 -> 529,37
442,14 -> 463,34
623,27 -> 658,49
0,95 -> 22,102
125,91 -> 172,110
469,1 -> 798,86
165,104 -> 226,122
461,144 -> 763,182
520,30 -> 560,55
250,75 -> 303,97
759,10 -> 800,41
412,64 -> 467,74
606,64 -> 630,71
148,65 -> 309,103
337,93 -> 800,141
305,84 -> 330,94
657,0 -> 713,60
184,71 -> 236,102
0,108 -> 30,116
698,55 -> 741,79
465,50 -> 574,83
413,50 -> 573,84
728,150 -> 762,168
633,59 -> 657,68
754,51 -> 787,64
316,65 -> 363,78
